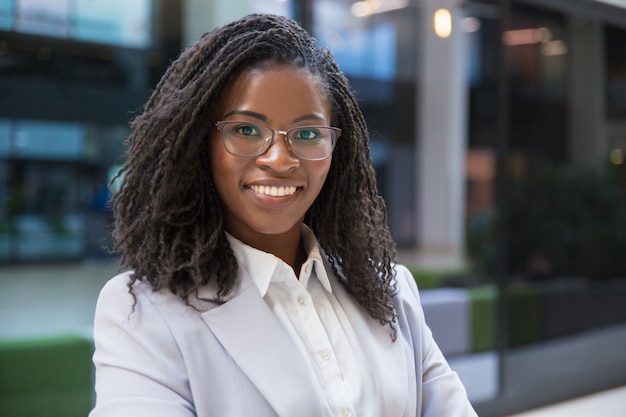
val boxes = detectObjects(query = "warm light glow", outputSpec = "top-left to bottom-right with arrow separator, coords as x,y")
434,8 -> 452,39
351,0 -> 408,18
351,1 -> 374,17
610,148 -> 624,165
540,40 -> 568,56
502,27 -> 552,46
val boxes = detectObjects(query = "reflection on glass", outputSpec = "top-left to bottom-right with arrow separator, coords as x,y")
0,119 -> 126,261
8,0 -> 152,47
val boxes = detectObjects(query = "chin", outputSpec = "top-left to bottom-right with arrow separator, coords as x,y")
247,219 -> 302,236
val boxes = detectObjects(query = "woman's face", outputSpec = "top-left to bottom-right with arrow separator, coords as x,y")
208,65 -> 333,246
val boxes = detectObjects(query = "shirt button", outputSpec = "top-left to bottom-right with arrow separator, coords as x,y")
320,349 -> 332,360
297,295 -> 308,306
341,408 -> 353,417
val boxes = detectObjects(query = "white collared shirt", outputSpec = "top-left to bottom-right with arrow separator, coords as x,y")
226,228 -> 375,417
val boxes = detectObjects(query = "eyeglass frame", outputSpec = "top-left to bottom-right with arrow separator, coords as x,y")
214,120 -> 341,161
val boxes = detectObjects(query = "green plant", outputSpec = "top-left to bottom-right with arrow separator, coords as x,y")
467,162 -> 626,281
407,267 -> 471,289
466,209 -> 497,275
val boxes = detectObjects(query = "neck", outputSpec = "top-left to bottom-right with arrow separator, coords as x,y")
260,234 -> 306,274
227,225 -> 307,275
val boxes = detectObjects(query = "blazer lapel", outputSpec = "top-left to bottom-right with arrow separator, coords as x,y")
199,276 -> 326,417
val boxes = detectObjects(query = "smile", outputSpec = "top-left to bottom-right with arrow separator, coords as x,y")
249,184 -> 298,197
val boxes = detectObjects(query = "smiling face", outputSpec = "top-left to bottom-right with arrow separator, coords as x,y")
208,65 -> 333,250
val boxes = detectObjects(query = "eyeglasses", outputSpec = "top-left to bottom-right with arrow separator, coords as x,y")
214,121 -> 341,161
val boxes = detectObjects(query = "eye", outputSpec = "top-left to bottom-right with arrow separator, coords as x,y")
294,128 -> 321,141
234,124 -> 262,137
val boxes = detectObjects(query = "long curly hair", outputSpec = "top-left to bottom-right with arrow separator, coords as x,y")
113,13 -> 399,338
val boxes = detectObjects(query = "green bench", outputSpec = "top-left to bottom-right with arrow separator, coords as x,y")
467,285 -> 497,352
0,334 -> 94,417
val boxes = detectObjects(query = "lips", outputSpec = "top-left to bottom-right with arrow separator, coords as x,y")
249,184 -> 298,197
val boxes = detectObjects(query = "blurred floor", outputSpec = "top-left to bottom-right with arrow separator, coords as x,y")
473,321 -> 626,416
0,259 -> 120,338
504,385 -> 626,417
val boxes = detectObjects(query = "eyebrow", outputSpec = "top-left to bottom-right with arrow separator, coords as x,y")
223,110 -> 327,124
223,110 -> 267,121
293,113 -> 327,123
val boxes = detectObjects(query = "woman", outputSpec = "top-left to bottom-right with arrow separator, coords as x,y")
90,13 -> 478,417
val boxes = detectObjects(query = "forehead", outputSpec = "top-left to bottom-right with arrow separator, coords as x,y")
215,65 -> 331,122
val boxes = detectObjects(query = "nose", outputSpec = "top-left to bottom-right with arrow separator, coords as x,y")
255,132 -> 300,172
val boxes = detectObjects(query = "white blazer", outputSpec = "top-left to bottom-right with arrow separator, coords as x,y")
89,260 -> 477,417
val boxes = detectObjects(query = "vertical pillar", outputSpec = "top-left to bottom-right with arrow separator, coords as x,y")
182,0 -> 253,47
569,16 -> 606,167
413,0 -> 468,269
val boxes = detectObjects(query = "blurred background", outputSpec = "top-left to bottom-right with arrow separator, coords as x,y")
0,0 -> 625,416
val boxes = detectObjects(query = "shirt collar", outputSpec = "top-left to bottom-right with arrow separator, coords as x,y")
225,225 -> 332,297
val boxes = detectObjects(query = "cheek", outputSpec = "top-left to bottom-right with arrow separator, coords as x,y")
208,137 -> 235,194
311,158 -> 333,192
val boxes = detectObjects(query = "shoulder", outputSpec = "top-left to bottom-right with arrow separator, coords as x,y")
95,271 -> 196,327
390,263 -> 429,336
95,271 -> 135,311
392,263 -> 421,302
97,271 -> 162,308
98,270 -> 137,298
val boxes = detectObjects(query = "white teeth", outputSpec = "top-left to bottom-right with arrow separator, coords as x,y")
250,185 -> 297,197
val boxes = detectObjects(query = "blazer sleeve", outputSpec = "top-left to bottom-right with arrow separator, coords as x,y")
89,273 -> 195,417
395,265 -> 479,417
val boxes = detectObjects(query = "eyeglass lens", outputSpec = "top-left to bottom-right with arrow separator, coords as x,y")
217,121 -> 339,160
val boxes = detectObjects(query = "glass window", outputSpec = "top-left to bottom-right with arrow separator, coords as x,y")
12,120 -> 85,160
0,119 -> 126,261
14,0 -> 72,37
6,0 -> 153,48
312,0 -> 418,244
606,25 -> 626,120
0,0 -> 14,29
73,0 -> 152,47
506,3 -> 568,163
252,0 -> 291,16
